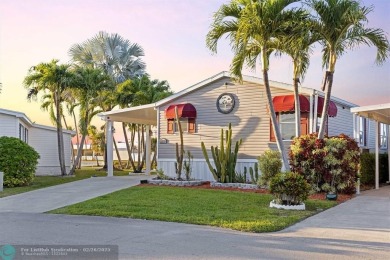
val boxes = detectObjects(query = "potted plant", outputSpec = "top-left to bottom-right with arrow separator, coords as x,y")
269,172 -> 311,210
322,183 -> 338,200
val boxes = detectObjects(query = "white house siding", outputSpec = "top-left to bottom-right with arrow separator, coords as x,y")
0,113 -> 18,137
157,77 -> 295,179
328,103 -> 354,137
29,126 -> 73,176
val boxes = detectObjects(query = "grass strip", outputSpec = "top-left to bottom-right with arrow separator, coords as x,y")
50,185 -> 336,233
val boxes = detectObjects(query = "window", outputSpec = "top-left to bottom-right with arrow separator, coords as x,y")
279,113 -> 296,140
24,128 -> 29,143
19,124 -> 28,143
379,123 -> 387,149
316,116 -> 329,135
270,112 -> 309,141
167,118 -> 195,134
359,117 -> 368,146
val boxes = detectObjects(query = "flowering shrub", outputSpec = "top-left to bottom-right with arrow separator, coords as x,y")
289,133 -> 359,194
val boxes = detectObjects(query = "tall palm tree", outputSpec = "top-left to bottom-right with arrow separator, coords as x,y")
307,0 -> 389,139
207,0 -> 302,171
69,66 -> 114,174
69,31 -> 146,169
69,31 -> 146,83
24,59 -> 73,176
277,17 -> 315,137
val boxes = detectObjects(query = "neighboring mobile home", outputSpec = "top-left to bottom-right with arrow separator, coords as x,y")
100,72 -> 388,180
0,108 -> 74,175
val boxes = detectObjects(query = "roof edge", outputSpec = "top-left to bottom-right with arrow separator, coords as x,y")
153,71 -> 358,109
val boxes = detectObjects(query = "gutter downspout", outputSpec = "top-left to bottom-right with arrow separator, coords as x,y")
309,90 -> 314,133
313,91 -> 319,133
156,106 -> 160,162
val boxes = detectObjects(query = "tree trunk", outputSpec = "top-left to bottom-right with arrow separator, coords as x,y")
151,151 -> 157,169
101,123 -> 108,170
261,49 -> 290,171
175,106 -> 184,178
69,110 -> 89,175
62,115 -> 69,130
113,136 -> 123,169
122,122 -> 136,171
55,91 -> 67,176
136,124 -> 142,172
70,134 -> 87,175
72,111 -> 82,169
318,71 -> 333,139
293,78 -> 301,137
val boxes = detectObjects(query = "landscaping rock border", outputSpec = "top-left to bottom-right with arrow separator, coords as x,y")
148,179 -> 205,187
269,200 -> 306,210
210,182 -> 259,190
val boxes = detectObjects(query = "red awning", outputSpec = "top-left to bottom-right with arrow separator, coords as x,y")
273,95 -> 310,113
272,94 -> 338,117
165,103 -> 197,119
317,96 -> 337,117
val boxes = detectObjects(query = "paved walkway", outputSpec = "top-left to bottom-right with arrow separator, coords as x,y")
0,175 -> 150,213
0,180 -> 388,259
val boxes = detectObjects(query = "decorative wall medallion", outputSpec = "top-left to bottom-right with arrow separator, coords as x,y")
216,93 -> 235,114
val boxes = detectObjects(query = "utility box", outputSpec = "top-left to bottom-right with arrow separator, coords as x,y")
0,172 -> 3,192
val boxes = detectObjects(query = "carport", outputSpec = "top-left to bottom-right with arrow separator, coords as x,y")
99,104 -> 157,177
351,103 -> 390,189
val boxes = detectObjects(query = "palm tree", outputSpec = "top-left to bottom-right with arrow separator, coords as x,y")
115,75 -> 172,172
206,0 -> 302,171
307,0 -> 389,139
69,31 -> 146,169
277,16 -> 315,137
24,59 -> 73,176
69,66 -> 114,174
69,31 -> 146,83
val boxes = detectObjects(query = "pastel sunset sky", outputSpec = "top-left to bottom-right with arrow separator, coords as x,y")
0,0 -> 389,127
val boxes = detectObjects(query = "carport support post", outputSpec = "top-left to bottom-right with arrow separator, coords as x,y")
107,119 -> 114,177
145,125 -> 151,174
375,121 -> 379,189
387,124 -> 390,183
0,171 -> 3,192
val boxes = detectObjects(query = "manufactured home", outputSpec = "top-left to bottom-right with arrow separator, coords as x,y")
0,108 -> 74,175
100,72 -> 389,180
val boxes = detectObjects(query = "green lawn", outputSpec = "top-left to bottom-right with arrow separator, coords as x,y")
0,167 -> 129,198
50,185 -> 337,233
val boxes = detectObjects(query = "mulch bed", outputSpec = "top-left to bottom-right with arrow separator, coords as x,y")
139,181 -> 354,203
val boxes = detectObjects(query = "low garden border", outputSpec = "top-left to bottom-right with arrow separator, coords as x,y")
210,182 -> 259,190
148,179 -> 206,187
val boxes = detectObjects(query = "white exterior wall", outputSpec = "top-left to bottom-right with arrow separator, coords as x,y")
29,126 -> 73,175
0,113 -> 18,137
328,104 -> 354,137
155,77 -> 360,181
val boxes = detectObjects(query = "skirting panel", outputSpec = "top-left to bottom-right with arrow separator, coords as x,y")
157,159 -> 259,181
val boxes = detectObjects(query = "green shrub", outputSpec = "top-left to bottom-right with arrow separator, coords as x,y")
289,133 -> 360,194
269,172 -> 311,205
360,153 -> 375,185
360,153 -> 389,185
257,150 -> 282,187
0,136 -> 40,187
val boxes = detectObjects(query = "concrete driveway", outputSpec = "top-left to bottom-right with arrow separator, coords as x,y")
0,180 -> 389,259
0,175 -> 150,213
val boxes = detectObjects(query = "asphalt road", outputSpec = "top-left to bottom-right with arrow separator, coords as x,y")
0,180 -> 389,259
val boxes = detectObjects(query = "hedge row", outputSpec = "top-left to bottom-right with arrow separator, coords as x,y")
360,153 -> 389,185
